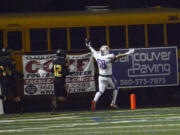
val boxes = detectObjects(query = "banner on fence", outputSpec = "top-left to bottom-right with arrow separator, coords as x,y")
22,53 -> 96,95
112,47 -> 179,88
66,53 -> 96,93
22,54 -> 56,95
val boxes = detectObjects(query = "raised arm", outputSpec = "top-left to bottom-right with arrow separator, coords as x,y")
114,48 -> 135,61
85,38 -> 98,57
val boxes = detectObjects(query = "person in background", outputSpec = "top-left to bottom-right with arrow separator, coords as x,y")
85,39 -> 135,111
0,48 -> 24,114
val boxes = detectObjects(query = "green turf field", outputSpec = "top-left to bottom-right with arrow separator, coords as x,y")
1,107 -> 180,135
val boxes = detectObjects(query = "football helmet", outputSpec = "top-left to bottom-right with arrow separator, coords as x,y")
100,45 -> 110,56
1,47 -> 11,56
56,49 -> 65,58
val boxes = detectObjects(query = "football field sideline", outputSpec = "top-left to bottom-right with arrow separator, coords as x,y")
0,107 -> 180,135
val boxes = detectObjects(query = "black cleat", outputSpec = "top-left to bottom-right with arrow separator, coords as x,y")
51,108 -> 57,115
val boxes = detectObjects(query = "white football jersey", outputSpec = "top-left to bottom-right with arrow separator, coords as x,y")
89,47 -> 115,75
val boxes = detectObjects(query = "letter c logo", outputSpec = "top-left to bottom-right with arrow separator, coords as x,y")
26,61 -> 40,73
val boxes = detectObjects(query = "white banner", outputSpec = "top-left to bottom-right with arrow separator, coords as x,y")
66,53 -> 96,93
22,53 -> 96,95
22,54 -> 56,95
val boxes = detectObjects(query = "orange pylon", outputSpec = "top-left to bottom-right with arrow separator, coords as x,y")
130,93 -> 136,110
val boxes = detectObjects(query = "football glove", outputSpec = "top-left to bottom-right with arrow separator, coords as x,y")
125,48 -> 135,55
85,38 -> 91,48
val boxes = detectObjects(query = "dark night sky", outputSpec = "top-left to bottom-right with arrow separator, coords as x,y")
0,0 -> 180,13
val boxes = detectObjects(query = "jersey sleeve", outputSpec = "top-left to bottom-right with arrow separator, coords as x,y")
89,46 -> 99,59
105,54 -> 115,62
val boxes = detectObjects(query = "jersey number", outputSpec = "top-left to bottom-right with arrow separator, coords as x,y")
97,59 -> 106,69
54,64 -> 62,77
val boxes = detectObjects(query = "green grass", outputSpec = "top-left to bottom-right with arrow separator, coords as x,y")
1,107 -> 180,135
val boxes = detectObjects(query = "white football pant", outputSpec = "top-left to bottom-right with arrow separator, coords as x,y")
94,76 -> 119,105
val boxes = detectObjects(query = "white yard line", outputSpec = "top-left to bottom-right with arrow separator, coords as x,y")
1,111 -> 180,134
55,129 -> 180,135
48,123 -> 180,131
0,116 -> 79,123
1,124 -> 180,133
1,115 -> 180,129
1,114 -> 180,123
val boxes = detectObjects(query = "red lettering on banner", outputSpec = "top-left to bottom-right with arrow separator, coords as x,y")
77,58 -> 89,71
25,60 -> 53,73
24,78 -> 54,85
26,61 -> 40,73
66,76 -> 94,83
43,60 -> 53,72
68,59 -> 89,72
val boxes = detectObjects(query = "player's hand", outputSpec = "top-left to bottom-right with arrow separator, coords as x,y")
85,38 -> 91,48
129,48 -> 135,54
125,48 -> 135,55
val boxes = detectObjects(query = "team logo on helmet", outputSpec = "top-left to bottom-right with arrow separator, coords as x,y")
100,45 -> 110,56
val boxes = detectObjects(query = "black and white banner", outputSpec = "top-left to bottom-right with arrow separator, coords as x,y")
112,47 -> 179,88
22,53 -> 96,95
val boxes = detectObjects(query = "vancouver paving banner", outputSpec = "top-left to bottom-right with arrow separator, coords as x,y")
112,47 -> 179,88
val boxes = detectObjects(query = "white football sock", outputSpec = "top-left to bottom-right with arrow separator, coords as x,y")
111,90 -> 118,105
94,91 -> 102,102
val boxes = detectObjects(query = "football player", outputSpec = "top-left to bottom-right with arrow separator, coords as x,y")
0,48 -> 24,114
50,49 -> 70,114
85,39 -> 134,111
